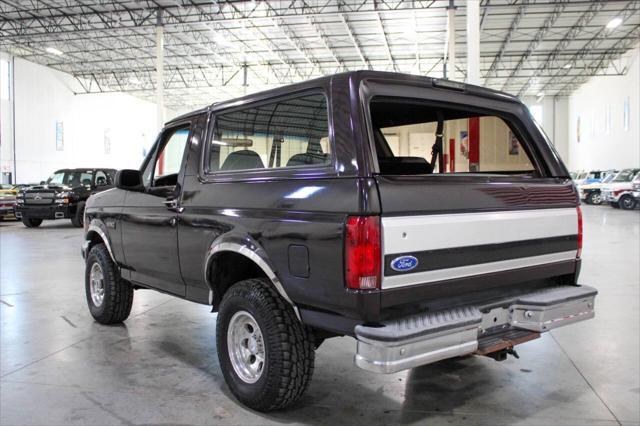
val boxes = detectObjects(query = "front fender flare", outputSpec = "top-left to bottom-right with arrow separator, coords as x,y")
84,219 -> 116,264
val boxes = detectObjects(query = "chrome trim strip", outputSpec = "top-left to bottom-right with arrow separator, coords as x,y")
86,223 -> 116,264
355,330 -> 479,374
354,285 -> 596,374
382,208 -> 577,255
382,250 -> 577,289
204,241 -> 300,320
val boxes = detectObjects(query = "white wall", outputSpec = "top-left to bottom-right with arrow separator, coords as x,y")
1,55 -> 176,184
522,95 -> 570,166
567,45 -> 640,171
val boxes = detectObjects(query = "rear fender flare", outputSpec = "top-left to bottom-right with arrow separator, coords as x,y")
204,235 -> 300,320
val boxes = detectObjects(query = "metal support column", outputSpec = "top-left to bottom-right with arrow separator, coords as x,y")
155,9 -> 165,131
466,0 -> 481,85
12,56 -> 17,183
445,1 -> 456,80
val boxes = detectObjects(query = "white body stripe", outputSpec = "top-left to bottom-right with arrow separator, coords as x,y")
382,250 -> 577,289
382,208 -> 577,255
381,208 -> 578,289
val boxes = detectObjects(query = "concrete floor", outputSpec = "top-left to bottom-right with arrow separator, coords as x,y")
0,205 -> 638,426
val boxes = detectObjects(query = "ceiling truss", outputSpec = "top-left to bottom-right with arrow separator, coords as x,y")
1,0 -> 639,111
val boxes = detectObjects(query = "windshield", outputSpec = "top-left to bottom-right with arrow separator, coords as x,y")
47,171 -> 66,185
602,174 -> 615,183
47,170 -> 93,187
612,169 -> 637,182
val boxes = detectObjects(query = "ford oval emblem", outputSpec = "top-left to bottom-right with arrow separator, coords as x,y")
390,255 -> 418,272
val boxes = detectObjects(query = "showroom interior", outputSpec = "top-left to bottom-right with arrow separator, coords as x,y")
0,0 -> 639,425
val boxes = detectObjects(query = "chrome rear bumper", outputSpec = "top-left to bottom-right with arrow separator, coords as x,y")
354,285 -> 597,374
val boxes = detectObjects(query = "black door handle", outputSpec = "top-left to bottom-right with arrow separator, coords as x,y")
163,198 -> 184,213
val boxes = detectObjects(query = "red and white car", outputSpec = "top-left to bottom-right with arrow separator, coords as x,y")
601,169 -> 640,210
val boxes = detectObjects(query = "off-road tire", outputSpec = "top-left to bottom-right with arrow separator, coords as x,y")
587,191 -> 601,205
85,243 -> 133,324
71,202 -> 85,228
619,194 -> 637,210
21,217 -> 42,228
610,202 -> 620,209
216,278 -> 315,412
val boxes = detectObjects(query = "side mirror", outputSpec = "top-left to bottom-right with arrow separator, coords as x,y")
40,181 -> 46,185
115,169 -> 143,191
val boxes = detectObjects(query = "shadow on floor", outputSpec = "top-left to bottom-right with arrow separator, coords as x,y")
149,332 -> 585,426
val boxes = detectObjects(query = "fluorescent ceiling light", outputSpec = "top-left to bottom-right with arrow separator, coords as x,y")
606,17 -> 622,29
45,47 -> 63,55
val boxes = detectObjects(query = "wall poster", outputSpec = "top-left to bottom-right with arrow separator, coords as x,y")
623,96 -> 630,131
104,128 -> 111,154
508,131 -> 519,155
55,121 -> 64,151
459,130 -> 469,159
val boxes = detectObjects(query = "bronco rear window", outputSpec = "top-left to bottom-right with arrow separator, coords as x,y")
369,97 -> 539,176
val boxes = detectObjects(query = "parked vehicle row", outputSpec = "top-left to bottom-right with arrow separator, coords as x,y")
12,168 -> 116,227
575,168 -> 640,210
570,169 -> 616,187
632,177 -> 640,205
0,184 -> 18,221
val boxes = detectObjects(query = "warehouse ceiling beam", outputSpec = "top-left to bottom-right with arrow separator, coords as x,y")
485,0 -> 528,81
339,13 -> 371,70
376,12 -> 397,72
516,0 -> 607,97
536,0 -> 640,95
500,0 -> 566,90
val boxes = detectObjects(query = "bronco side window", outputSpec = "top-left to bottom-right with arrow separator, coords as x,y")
94,170 -> 112,187
142,125 -> 191,188
206,93 -> 331,173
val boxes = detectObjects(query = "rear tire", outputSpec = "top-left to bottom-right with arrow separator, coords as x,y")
619,194 -> 637,210
85,243 -> 133,324
216,278 -> 314,412
71,202 -> 85,228
21,217 -> 42,228
587,191 -> 602,205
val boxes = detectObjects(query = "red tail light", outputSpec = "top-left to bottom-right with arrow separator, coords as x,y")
577,206 -> 583,258
345,216 -> 381,290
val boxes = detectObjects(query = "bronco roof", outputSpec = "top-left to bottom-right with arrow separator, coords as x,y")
166,70 -> 521,127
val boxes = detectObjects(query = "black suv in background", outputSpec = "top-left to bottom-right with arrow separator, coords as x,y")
17,168 -> 115,228
82,71 -> 596,411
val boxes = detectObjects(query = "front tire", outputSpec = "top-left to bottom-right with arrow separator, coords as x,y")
85,243 -> 133,324
216,278 -> 314,412
587,191 -> 602,205
21,217 -> 42,228
619,194 -> 637,210
71,202 -> 85,228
